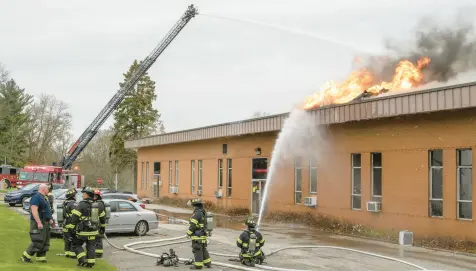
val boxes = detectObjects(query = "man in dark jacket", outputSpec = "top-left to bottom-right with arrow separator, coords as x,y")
62,188 -> 78,259
237,217 -> 265,266
21,184 -> 55,263
186,198 -> 211,269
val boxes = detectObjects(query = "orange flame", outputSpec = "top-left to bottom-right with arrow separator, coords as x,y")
303,57 -> 431,109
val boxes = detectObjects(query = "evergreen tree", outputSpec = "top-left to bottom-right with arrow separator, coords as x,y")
0,79 -> 33,166
110,60 -> 161,192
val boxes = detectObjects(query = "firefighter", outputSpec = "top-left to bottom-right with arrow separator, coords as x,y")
186,198 -> 211,269
237,217 -> 265,266
62,188 -> 78,259
21,184 -> 54,263
47,183 -> 55,214
93,189 -> 107,258
71,187 -> 100,268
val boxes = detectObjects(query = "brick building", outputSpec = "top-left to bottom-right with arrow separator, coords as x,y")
125,81 -> 476,240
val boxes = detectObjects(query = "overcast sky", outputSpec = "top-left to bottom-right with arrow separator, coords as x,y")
0,0 -> 475,137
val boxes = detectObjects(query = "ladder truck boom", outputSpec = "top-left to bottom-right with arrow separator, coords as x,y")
61,4 -> 198,170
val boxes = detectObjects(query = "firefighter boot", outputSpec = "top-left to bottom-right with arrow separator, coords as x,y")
205,263 -> 212,268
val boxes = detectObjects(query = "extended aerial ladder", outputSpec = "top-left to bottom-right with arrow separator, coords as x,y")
61,4 -> 198,170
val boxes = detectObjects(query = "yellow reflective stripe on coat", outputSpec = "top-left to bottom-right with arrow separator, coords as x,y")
237,238 -> 243,244
77,231 -> 99,236
190,218 -> 198,225
259,238 -> 265,243
99,211 -> 106,218
100,223 -> 107,227
186,230 -> 193,235
72,209 -> 82,216
64,224 -> 75,229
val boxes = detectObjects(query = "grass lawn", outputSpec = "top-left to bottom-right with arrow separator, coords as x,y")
0,204 -> 116,271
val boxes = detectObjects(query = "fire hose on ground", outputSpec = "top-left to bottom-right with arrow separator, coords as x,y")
103,233 -> 429,271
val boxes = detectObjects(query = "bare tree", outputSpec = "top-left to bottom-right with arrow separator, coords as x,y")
251,111 -> 270,118
77,129 -> 133,190
26,94 -> 72,164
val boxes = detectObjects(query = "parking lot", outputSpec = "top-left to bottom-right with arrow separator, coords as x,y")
4,195 -> 476,271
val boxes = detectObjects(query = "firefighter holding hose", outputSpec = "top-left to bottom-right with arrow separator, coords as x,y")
186,198 -> 212,269
62,188 -> 78,259
93,189 -> 107,258
70,187 -> 100,268
237,217 -> 266,266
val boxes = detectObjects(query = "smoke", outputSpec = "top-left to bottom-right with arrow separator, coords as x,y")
361,14 -> 476,84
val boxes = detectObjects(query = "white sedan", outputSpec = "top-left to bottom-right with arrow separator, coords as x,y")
51,199 -> 159,236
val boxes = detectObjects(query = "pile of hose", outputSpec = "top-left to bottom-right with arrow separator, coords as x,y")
104,233 -> 429,271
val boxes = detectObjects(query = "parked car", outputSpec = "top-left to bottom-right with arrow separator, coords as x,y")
23,188 -> 67,211
50,199 -> 159,235
3,183 -> 63,207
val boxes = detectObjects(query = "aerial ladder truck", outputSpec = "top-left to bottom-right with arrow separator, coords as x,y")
59,4 -> 198,188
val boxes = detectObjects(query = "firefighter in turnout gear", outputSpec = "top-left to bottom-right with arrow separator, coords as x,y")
237,217 -> 265,266
62,188 -> 78,259
71,187 -> 100,268
93,189 -> 107,258
186,198 -> 211,269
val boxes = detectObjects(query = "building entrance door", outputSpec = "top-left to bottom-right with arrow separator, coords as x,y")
153,174 -> 161,198
251,180 -> 265,215
251,157 -> 268,215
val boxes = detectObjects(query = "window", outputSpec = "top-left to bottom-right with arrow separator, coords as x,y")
371,153 -> 382,202
457,149 -> 472,220
153,162 -> 161,174
351,154 -> 362,210
294,156 -> 302,204
191,160 -> 196,194
198,160 -> 203,191
429,150 -> 443,217
169,161 -> 172,188
117,201 -> 137,212
146,162 -> 149,191
252,158 -> 268,179
309,156 -> 317,194
175,161 -> 179,186
227,159 -> 232,197
141,162 -> 144,190
222,144 -> 228,154
218,159 -> 223,188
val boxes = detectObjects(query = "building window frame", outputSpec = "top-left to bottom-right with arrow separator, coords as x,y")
227,159 -> 232,197
294,156 -> 302,204
168,161 -> 172,189
145,162 -> 149,191
309,156 -> 317,194
351,153 -> 362,210
198,160 -> 203,191
371,152 -> 382,202
457,148 -> 472,220
141,162 -> 145,190
429,150 -> 443,217
218,159 -> 223,188
191,160 -> 195,194
175,161 -> 179,188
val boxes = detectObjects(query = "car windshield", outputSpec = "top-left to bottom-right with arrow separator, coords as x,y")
18,172 -> 49,182
19,183 -> 39,191
53,189 -> 67,198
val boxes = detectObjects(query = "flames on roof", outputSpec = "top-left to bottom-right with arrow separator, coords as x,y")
303,57 -> 431,109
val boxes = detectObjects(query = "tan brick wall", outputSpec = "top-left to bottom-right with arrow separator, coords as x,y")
136,108 -> 476,241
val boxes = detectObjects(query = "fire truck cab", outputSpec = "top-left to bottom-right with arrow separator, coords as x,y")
62,171 -> 84,189
17,165 -> 64,188
0,164 -> 19,188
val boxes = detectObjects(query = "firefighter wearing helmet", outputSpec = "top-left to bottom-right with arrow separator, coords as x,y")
70,187 -> 102,268
236,217 -> 266,266
62,188 -> 78,259
186,198 -> 212,269
93,189 -> 107,258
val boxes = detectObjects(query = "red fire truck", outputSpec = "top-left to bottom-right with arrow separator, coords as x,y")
16,165 -> 64,188
0,164 -> 19,188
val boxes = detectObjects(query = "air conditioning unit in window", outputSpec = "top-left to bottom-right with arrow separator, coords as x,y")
169,186 -> 178,194
304,197 -> 317,207
197,190 -> 202,196
366,201 -> 382,212
214,190 -> 223,198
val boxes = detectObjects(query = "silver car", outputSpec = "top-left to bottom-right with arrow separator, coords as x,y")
23,188 -> 68,211
50,198 -> 159,236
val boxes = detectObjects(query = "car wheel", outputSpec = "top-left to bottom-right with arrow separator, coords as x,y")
8,203 -> 15,207
21,197 -> 28,207
134,220 -> 148,236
